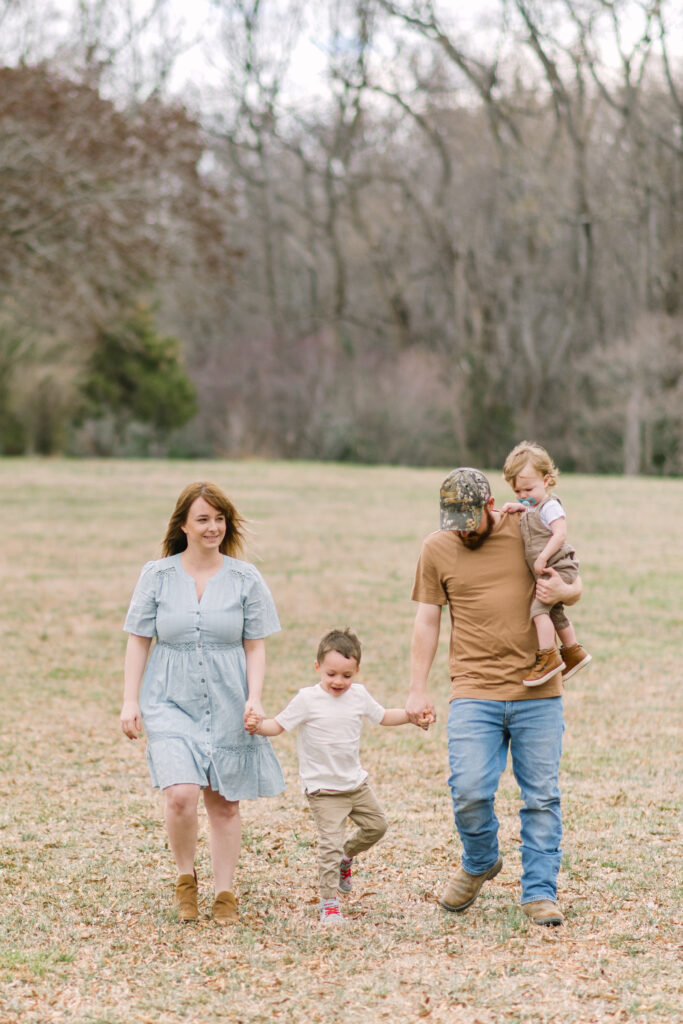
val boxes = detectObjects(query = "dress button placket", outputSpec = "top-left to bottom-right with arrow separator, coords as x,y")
197,611 -> 207,724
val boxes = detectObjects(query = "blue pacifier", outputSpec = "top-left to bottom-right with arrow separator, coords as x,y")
519,497 -> 537,506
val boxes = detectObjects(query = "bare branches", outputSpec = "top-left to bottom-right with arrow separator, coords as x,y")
656,0 -> 683,120
377,0 -> 522,144
0,0 -> 681,468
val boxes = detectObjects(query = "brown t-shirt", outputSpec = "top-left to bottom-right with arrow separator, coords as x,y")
411,512 -> 563,701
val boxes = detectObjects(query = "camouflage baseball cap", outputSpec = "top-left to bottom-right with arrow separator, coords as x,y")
439,468 -> 492,531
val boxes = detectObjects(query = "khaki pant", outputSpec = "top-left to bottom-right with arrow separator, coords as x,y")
306,781 -> 388,899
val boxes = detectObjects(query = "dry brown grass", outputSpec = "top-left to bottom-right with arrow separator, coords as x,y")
1,458 -> 681,1024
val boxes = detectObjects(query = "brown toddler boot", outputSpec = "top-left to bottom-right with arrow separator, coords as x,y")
212,890 -> 238,925
175,871 -> 198,923
523,648 -> 565,687
560,643 -> 592,681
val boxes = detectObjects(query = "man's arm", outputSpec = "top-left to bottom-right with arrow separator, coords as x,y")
406,602 -> 441,725
536,566 -> 582,607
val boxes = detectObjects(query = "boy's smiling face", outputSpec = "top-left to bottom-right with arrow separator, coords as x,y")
315,650 -> 359,697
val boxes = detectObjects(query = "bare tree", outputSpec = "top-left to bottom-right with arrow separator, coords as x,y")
1,0 -> 681,469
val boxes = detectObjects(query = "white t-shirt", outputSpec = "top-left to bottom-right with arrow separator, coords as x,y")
539,497 -> 565,529
275,682 -> 385,793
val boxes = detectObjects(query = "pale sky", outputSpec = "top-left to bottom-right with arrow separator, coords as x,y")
3,0 -> 681,106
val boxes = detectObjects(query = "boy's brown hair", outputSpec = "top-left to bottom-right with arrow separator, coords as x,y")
503,441 -> 559,489
317,628 -> 362,667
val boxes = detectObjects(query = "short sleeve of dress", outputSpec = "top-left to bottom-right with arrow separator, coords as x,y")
241,567 -> 281,639
123,561 -> 159,637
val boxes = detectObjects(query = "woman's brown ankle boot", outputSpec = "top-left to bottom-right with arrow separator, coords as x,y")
175,871 -> 198,922
212,890 -> 238,925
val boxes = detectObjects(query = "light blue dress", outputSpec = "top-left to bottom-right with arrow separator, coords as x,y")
124,553 -> 285,800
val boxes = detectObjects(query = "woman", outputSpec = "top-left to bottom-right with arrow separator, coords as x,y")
120,482 -> 284,924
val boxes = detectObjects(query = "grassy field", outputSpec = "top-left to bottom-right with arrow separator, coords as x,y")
1,458 -> 681,1024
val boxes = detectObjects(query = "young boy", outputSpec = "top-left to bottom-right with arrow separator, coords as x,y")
244,628 -> 416,925
502,441 -> 592,686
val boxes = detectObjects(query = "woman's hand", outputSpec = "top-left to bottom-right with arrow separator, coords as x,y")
244,708 -> 263,734
243,698 -> 265,727
120,700 -> 143,740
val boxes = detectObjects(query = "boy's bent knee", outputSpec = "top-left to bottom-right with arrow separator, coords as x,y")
364,816 -> 388,843
364,822 -> 387,844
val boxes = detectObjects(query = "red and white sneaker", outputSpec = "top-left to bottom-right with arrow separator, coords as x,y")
339,856 -> 353,893
319,898 -> 344,925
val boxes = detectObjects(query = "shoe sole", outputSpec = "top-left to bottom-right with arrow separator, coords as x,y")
523,661 -> 566,687
176,906 -> 199,923
562,654 -> 592,682
524,912 -> 564,926
440,857 -> 503,913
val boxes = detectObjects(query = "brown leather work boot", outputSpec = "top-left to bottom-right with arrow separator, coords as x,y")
523,647 -> 565,687
522,899 -> 565,926
212,890 -> 239,925
175,871 -> 198,923
560,643 -> 592,681
440,857 -> 503,912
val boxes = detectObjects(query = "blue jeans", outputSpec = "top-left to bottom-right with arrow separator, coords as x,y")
447,697 -> 564,904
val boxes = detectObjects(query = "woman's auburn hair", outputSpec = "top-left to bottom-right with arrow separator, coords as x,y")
161,482 -> 247,558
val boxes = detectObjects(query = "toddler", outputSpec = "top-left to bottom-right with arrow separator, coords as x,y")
502,441 -> 592,686
245,628 -> 416,925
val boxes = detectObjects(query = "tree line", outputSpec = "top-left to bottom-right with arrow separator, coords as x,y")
1,0 -> 681,473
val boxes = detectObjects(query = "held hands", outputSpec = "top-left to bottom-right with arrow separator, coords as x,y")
405,693 -> 437,731
120,700 -> 143,740
415,708 -> 436,730
244,703 -> 264,734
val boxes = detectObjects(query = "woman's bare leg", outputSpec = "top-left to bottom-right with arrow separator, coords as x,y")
164,783 -> 201,875
203,788 -> 241,894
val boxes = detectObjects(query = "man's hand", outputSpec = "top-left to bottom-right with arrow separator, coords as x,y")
536,566 -> 582,606
405,692 -> 436,730
416,707 -> 437,730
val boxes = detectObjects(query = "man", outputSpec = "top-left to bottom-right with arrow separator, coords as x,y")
405,467 -> 582,926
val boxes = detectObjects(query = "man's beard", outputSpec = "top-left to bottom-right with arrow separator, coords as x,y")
458,508 -> 494,549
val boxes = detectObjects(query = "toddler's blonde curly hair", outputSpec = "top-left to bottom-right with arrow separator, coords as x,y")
503,441 -> 559,489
